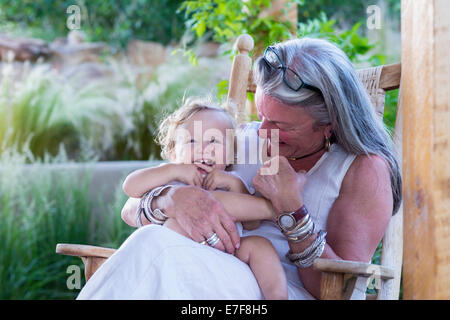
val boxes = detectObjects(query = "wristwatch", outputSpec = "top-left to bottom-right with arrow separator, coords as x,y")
277,205 -> 309,233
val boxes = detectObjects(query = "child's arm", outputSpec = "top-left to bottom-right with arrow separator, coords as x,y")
122,163 -> 203,198
210,190 -> 276,223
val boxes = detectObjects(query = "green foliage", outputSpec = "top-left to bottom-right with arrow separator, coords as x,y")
179,0 -> 383,62
383,88 -> 399,133
0,63 -> 79,161
297,13 -> 379,65
298,0 -> 400,29
179,0 -> 295,55
0,0 -> 186,48
0,150 -> 134,299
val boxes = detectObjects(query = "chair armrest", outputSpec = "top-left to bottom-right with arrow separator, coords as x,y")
56,243 -> 116,259
313,258 -> 395,280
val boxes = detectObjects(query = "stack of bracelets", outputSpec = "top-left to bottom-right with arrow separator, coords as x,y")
136,185 -> 171,227
277,205 -> 327,268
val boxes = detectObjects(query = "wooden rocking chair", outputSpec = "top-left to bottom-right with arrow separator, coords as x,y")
56,34 -> 403,300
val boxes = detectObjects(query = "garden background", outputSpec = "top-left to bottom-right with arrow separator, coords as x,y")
0,0 -> 401,299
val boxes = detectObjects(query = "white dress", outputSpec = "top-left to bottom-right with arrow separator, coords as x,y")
77,122 -> 367,300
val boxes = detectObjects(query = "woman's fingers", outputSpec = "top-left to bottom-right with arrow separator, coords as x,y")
193,222 -> 227,252
211,204 -> 239,253
219,213 -> 240,250
194,172 -> 204,187
206,177 -> 216,191
189,228 -> 207,244
204,174 -> 214,190
211,223 -> 234,253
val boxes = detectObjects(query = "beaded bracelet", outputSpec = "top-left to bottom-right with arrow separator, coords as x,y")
286,230 -> 327,268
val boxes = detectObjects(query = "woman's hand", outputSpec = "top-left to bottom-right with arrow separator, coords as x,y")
253,155 -> 307,215
153,185 -> 241,254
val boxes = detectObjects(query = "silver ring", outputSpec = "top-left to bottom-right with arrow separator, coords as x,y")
206,233 -> 220,247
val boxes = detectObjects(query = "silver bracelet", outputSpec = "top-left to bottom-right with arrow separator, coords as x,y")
137,185 -> 171,227
295,239 -> 326,268
284,217 -> 314,237
286,224 -> 315,243
286,230 -> 327,268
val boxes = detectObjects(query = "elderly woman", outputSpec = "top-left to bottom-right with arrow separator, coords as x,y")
77,37 -> 401,300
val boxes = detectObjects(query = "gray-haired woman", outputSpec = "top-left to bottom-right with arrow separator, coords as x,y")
78,37 -> 401,300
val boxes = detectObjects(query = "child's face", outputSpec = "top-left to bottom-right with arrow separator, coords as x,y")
173,109 -> 234,171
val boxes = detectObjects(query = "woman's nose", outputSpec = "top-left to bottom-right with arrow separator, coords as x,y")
258,119 -> 275,139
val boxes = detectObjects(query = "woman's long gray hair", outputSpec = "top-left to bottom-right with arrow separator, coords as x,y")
254,37 -> 402,215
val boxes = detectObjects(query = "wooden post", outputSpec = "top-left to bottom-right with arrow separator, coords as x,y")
227,34 -> 254,123
401,0 -> 450,299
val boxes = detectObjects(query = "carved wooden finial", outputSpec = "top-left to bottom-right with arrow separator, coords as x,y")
236,34 -> 254,55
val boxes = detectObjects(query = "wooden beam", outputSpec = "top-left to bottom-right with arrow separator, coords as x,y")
380,63 -> 401,91
401,0 -> 450,299
314,258 -> 395,280
56,243 -> 116,259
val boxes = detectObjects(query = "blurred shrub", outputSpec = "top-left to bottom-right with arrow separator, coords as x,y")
298,0 -> 400,29
0,53 -> 229,161
0,150 -> 134,299
0,0 -> 186,49
0,62 -> 79,160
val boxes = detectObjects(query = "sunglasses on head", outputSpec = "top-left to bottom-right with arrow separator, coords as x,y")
263,46 -> 322,95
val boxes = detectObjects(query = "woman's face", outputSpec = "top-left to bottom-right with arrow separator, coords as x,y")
255,86 -> 329,159
173,109 -> 234,171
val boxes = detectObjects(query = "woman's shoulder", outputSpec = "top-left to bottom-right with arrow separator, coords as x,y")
341,154 -> 391,198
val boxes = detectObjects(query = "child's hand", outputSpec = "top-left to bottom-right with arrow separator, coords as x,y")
172,163 -> 204,187
195,163 -> 245,193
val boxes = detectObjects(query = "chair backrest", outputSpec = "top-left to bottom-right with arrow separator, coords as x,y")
227,34 -> 403,300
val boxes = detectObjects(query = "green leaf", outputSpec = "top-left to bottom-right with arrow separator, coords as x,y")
195,20 -> 206,38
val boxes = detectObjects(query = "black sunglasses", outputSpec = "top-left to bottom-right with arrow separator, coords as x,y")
263,46 -> 322,95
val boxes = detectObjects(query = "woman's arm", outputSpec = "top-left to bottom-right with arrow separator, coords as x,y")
252,155 -> 392,299
121,197 -> 142,227
289,155 -> 392,299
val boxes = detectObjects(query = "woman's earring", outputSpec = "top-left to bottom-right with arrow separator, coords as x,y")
325,136 -> 331,152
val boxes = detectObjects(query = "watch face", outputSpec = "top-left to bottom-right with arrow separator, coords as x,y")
279,214 -> 296,231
